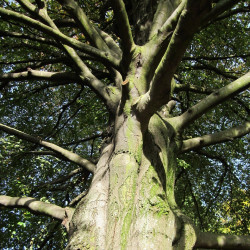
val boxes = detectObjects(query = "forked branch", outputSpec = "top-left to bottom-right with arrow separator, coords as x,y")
149,0 -> 184,40
139,1 -> 206,116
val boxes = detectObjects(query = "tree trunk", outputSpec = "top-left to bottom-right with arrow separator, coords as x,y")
66,104 -> 196,249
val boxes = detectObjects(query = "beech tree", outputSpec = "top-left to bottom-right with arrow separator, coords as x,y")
0,0 -> 249,249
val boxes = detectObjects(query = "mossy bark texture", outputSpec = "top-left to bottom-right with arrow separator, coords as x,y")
66,107 -> 196,249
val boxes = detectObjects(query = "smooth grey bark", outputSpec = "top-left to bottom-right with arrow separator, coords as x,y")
0,195 -> 73,221
195,231 -> 250,249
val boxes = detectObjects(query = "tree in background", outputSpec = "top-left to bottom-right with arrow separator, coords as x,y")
0,0 -> 249,249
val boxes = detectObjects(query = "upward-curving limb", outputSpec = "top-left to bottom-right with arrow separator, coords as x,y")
110,0 -> 134,53
0,123 -> 96,173
181,121 -> 250,153
174,72 -> 250,130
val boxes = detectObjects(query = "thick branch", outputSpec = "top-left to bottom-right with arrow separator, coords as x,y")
16,0 -> 42,14
140,1 -> 185,86
181,121 -> 250,153
155,0 -> 185,39
0,195 -> 71,221
150,2 -> 202,86
111,0 -> 134,52
175,72 -> 250,130
195,231 -> 250,249
0,123 -> 95,173
95,27 -> 122,57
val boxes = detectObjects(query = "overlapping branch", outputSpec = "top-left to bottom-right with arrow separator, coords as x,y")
212,6 -> 250,23
0,7 -> 120,68
0,123 -> 96,173
0,2 -> 119,112
0,30 -> 56,46
14,2 -> 121,112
